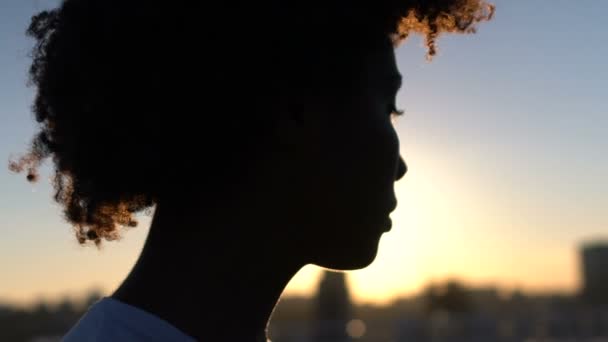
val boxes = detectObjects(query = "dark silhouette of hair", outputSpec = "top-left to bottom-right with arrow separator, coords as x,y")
10,0 -> 493,245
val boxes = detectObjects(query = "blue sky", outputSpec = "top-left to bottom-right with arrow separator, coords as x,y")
1,1 -> 607,305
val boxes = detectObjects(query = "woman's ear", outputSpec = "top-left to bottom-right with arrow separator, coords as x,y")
264,89 -> 327,161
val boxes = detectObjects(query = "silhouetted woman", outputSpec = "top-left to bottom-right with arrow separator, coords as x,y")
12,0 -> 493,340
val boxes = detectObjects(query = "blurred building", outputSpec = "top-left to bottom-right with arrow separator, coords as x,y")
581,242 -> 608,305
313,270 -> 352,342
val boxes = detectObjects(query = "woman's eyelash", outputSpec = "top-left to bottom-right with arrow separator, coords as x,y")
390,103 -> 405,117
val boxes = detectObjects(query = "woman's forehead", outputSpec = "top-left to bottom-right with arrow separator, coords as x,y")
352,47 -> 401,93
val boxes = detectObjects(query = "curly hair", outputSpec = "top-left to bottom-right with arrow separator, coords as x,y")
10,0 -> 493,246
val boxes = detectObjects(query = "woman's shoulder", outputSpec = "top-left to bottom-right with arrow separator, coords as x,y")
62,297 -> 196,342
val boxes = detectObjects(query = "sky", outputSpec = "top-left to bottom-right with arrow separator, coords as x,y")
1,1 -> 607,306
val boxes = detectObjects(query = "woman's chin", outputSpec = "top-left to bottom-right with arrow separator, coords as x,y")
313,239 -> 381,270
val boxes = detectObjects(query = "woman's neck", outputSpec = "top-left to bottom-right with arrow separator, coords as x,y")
112,203 -> 303,341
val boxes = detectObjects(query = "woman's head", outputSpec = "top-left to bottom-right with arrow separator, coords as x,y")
11,0 -> 493,267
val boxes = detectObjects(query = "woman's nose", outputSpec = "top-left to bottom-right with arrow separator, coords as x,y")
396,157 -> 407,181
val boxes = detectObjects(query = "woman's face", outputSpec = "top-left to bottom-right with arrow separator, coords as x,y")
294,43 -> 407,270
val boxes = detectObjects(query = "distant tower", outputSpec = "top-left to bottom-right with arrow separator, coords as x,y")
313,270 -> 352,342
581,242 -> 608,305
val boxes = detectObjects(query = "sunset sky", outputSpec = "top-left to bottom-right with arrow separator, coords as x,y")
1,1 -> 607,307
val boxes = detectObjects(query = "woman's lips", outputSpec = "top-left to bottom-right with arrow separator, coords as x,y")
384,216 -> 393,232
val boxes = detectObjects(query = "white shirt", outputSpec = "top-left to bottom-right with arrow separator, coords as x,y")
62,297 -> 196,341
